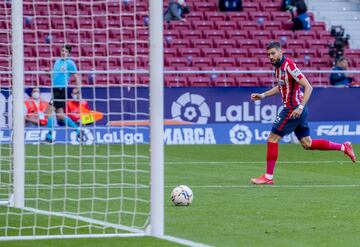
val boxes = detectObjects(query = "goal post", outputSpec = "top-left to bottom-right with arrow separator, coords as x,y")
12,0 -> 25,209
0,0 -> 164,240
149,0 -> 164,237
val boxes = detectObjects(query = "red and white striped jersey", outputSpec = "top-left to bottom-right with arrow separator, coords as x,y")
274,57 -> 305,108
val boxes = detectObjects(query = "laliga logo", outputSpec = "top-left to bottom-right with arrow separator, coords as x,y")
171,92 -> 210,124
229,124 -> 253,144
70,128 -> 94,145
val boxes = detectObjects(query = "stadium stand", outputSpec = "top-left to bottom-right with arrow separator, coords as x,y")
1,0 -> 358,87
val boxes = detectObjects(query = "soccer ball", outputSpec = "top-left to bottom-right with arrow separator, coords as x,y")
171,185 -> 193,206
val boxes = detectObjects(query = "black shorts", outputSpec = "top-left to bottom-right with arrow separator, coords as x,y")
51,87 -> 67,110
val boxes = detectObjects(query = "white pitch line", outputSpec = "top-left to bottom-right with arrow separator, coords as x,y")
165,160 -> 353,165
24,160 -> 354,166
172,184 -> 360,189
160,235 -> 213,247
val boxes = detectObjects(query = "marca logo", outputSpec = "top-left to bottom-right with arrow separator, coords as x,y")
316,125 -> 360,136
171,92 -> 210,124
229,124 -> 253,144
164,127 -> 216,144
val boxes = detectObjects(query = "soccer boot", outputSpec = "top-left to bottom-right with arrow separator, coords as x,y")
250,174 -> 274,185
344,141 -> 356,163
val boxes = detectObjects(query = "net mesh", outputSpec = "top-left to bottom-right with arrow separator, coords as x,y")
0,0 -> 151,238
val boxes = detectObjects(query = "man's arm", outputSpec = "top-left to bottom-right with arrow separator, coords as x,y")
289,76 -> 313,119
251,86 -> 279,101
297,76 -> 313,107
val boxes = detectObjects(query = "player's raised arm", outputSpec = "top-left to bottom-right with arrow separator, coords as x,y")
251,86 -> 279,101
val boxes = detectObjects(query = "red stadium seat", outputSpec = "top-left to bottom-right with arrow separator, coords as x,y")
307,76 -> 329,86
237,39 -> 260,49
190,39 -> 213,48
213,57 -> 237,67
259,77 -> 275,86
294,30 -> 317,40
317,30 -> 334,40
215,21 -> 238,30
311,21 -> 326,31
167,21 -> 192,30
79,58 -> 95,70
188,77 -> 212,87
23,31 -> 36,42
164,48 -> 178,57
236,58 -> 260,67
180,30 -> 203,39
310,58 -> 332,68
226,30 -> 249,39
242,2 -> 260,11
272,30 -> 295,40
286,39 -> 306,49
213,39 -> 236,49
239,21 -> 261,30
178,48 -> 201,57
248,30 -> 272,39
200,66 -> 225,72
318,48 -> 330,58
166,39 -> 190,48
225,48 -> 248,58
205,12 -> 227,21
201,48 -> 225,57
186,12 -> 204,21
345,49 -> 360,60
135,29 -> 149,40
165,76 -> 188,87
263,21 -> 282,30
175,66 -> 200,72
226,12 -> 249,21
193,2 -> 217,12
260,2 -> 281,11
93,30 -> 107,43
166,57 -> 190,67
296,49 -> 317,58
247,67 -> 271,77
192,57 -> 213,67
212,77 -> 236,87
249,12 -> 271,21
271,11 -> 292,22
283,49 -> 295,58
191,20 -> 214,30
249,48 -> 267,58
292,58 -> 306,68
203,30 -> 226,39
236,77 -> 259,87
307,39 -> 330,49
164,30 -> 181,39
110,29 -> 132,40
259,58 -> 272,68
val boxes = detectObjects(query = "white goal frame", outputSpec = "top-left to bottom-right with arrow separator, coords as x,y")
0,0 -> 164,240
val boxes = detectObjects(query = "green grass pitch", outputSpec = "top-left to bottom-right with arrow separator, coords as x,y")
1,144 -> 360,247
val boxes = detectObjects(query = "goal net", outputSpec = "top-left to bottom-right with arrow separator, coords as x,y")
0,0 -> 163,240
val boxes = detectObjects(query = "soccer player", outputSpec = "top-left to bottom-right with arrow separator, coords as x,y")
250,42 -> 356,185
46,44 -> 84,143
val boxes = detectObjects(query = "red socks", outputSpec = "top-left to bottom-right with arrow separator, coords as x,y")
264,140 -> 342,179
266,142 -> 278,176
310,139 -> 343,151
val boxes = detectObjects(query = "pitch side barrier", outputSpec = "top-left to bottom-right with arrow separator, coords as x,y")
0,70 -> 359,145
